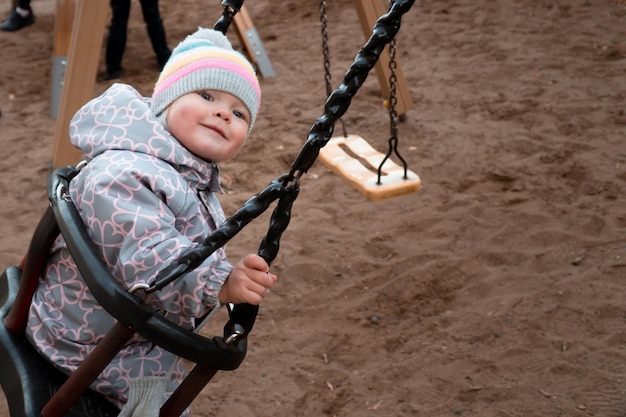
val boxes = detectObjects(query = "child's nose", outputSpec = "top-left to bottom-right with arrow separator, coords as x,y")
213,107 -> 230,121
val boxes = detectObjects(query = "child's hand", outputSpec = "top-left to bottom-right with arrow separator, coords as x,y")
218,254 -> 278,305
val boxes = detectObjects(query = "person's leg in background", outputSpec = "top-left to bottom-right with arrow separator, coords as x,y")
1,0 -> 35,32
105,0 -> 131,79
139,0 -> 171,70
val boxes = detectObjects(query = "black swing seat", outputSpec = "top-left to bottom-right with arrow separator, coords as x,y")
0,165 -> 251,417
0,266 -> 121,417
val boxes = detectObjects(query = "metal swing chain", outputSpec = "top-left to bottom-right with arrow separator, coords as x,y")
320,0 -> 332,97
214,0 -> 244,34
377,35 -> 410,184
320,0 -> 348,137
147,175 -> 297,293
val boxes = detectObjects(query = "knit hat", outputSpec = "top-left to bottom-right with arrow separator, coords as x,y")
151,28 -> 261,133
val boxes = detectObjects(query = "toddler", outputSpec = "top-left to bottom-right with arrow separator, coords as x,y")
26,27 -> 276,416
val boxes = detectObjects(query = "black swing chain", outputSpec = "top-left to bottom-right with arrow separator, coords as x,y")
320,0 -> 332,97
213,0 -> 244,34
146,0 -> 416,342
388,36 -> 399,139
319,0 -> 348,137
377,35 -> 411,184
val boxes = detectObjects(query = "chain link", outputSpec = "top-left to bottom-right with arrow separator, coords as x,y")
320,1 -> 332,97
213,0 -> 244,34
388,37 -> 399,138
319,1 -> 348,137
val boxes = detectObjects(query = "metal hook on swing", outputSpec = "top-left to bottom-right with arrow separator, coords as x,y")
377,37 -> 410,185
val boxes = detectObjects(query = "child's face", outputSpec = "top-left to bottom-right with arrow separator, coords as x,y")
166,89 -> 251,162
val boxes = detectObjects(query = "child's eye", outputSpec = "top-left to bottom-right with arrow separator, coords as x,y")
233,110 -> 244,120
198,92 -> 213,101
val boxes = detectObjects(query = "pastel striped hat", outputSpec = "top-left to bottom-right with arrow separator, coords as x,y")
151,28 -> 261,132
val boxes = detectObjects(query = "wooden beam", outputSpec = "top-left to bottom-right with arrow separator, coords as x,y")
51,0 -> 75,118
53,0 -> 75,56
352,0 -> 413,116
232,5 -> 275,77
51,0 -> 109,169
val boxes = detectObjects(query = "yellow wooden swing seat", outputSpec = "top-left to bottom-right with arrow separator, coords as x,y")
319,134 -> 421,201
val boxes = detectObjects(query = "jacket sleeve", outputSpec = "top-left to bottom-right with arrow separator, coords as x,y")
73,153 -> 231,319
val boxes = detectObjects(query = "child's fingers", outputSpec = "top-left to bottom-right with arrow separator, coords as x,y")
242,253 -> 270,272
241,281 -> 268,305
251,270 -> 277,288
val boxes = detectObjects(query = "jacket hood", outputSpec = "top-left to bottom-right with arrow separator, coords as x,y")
69,83 -> 221,191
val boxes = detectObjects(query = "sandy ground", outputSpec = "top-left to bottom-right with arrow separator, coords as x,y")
1,0 -> 626,416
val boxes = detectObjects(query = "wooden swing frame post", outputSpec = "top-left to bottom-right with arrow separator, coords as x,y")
53,0 -> 76,64
51,0 -> 108,169
232,5 -> 275,77
50,0 -> 75,119
352,0 -> 413,116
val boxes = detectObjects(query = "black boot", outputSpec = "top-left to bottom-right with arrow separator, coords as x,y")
0,8 -> 35,32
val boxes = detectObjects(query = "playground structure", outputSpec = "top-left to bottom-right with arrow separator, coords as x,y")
49,1 -> 416,197
0,1 -> 418,416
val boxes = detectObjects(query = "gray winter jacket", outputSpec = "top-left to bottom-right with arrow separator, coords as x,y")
26,83 -> 232,408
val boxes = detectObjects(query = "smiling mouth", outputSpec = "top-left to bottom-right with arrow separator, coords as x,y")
204,124 -> 226,139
